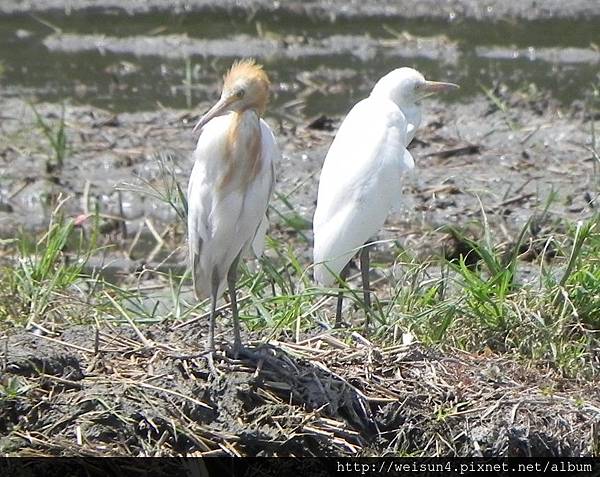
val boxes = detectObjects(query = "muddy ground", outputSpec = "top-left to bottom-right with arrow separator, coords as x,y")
1,0 -> 599,458
2,0 -> 599,20
2,325 -> 599,456
1,90 -> 597,266
1,92 -> 599,457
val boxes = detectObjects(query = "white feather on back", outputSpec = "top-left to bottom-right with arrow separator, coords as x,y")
313,96 -> 415,286
187,111 -> 278,299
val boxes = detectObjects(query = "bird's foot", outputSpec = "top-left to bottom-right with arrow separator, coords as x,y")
225,340 -> 250,361
225,343 -> 271,363
206,350 -> 222,378
333,318 -> 350,329
363,318 -> 371,335
232,339 -> 242,360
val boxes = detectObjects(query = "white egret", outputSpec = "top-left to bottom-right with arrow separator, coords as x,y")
313,67 -> 458,328
187,59 -> 279,364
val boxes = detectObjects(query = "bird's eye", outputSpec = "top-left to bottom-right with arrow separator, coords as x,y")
236,90 -> 245,99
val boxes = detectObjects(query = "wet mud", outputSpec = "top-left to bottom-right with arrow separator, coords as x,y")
0,0 -> 599,457
0,90 -> 596,266
1,0 -> 599,20
2,326 -> 599,456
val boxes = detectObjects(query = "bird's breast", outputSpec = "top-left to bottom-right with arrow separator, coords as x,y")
220,110 -> 263,192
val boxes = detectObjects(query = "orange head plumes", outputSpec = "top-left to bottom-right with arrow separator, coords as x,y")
193,59 -> 271,132
222,59 -> 270,114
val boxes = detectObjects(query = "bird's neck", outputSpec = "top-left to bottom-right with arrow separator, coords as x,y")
400,103 -> 421,140
221,109 -> 263,190
370,88 -> 422,131
228,109 -> 260,148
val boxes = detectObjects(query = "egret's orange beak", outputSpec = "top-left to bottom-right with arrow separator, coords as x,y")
423,80 -> 460,94
193,96 -> 236,133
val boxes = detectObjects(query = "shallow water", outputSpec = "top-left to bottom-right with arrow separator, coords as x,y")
0,5 -> 597,258
1,9 -> 598,114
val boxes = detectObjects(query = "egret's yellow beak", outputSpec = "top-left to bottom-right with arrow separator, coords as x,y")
423,80 -> 460,94
193,96 -> 236,133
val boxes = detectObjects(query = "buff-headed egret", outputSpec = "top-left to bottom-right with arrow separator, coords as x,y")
188,59 -> 279,366
313,67 -> 458,328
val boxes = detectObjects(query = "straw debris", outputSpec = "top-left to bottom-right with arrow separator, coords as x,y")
1,325 -> 598,456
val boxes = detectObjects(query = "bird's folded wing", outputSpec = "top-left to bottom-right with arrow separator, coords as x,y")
247,120 -> 280,258
313,98 -> 414,285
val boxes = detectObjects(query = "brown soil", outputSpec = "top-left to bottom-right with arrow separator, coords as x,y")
1,0 -> 598,20
1,89 -> 596,266
1,0 -> 599,459
1,324 -> 598,456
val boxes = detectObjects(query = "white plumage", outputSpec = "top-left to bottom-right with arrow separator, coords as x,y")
188,111 -> 277,299
186,59 -> 279,360
313,97 -> 414,286
312,67 -> 458,325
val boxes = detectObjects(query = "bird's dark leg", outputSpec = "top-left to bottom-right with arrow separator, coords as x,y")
207,281 -> 219,377
359,243 -> 372,331
335,264 -> 349,328
227,254 -> 242,358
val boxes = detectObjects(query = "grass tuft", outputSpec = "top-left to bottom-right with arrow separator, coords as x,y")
29,102 -> 68,175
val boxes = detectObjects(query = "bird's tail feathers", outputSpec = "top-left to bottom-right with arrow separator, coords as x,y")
250,215 -> 269,257
313,257 -> 350,288
314,263 -> 336,287
191,252 -> 212,300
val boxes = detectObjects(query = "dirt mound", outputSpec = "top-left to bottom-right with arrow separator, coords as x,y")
1,324 -> 598,456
